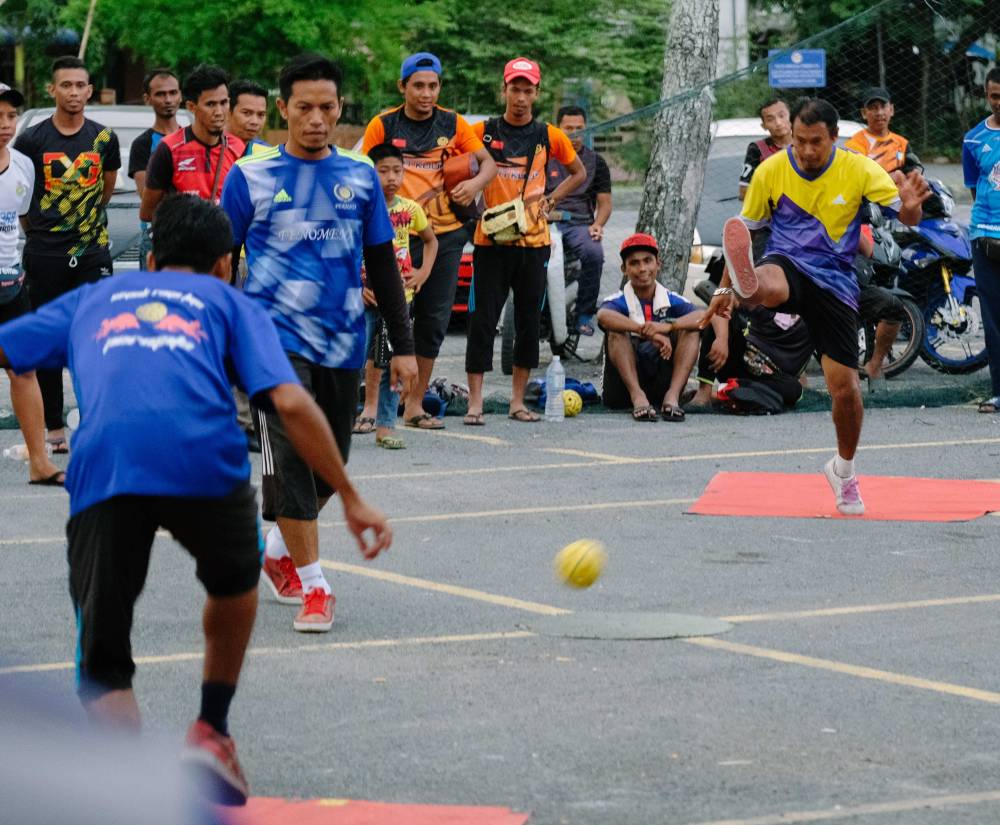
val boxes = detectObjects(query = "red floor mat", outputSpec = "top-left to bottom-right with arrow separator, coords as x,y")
688,472 -> 1000,522
226,798 -> 530,825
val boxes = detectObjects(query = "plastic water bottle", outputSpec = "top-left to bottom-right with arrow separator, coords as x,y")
3,444 -> 30,461
544,355 -> 565,422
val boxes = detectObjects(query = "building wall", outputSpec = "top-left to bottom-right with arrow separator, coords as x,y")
718,0 -> 750,77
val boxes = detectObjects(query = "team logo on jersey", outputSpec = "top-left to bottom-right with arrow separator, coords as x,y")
135,302 -> 168,323
831,194 -> 847,205
42,152 -> 102,191
273,188 -> 293,204
989,161 -> 1000,192
15,183 -> 26,198
436,136 -> 449,147
334,184 -> 354,202
177,157 -> 197,172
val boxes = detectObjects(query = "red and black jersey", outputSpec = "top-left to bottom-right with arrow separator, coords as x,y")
146,126 -> 245,203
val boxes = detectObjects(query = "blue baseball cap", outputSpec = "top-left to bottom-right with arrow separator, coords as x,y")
401,52 -> 441,82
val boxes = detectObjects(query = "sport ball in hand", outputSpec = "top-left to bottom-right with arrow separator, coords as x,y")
562,389 -> 583,417
554,539 -> 607,588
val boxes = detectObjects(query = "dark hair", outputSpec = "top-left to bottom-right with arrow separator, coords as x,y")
790,97 -> 839,135
758,97 -> 789,118
986,67 -> 1000,89
142,68 -> 178,94
368,142 -> 403,165
51,55 -> 88,80
151,195 -> 233,273
229,79 -> 268,108
557,105 -> 586,124
279,53 -> 343,102
182,63 -> 229,103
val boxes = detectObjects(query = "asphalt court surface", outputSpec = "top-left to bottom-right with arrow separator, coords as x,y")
3,403 -> 1000,824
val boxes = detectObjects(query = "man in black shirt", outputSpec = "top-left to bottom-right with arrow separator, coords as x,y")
546,105 -> 612,336
738,98 -> 792,201
14,55 -> 120,451
127,68 -> 180,271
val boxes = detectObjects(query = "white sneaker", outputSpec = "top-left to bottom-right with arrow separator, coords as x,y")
823,458 -> 865,516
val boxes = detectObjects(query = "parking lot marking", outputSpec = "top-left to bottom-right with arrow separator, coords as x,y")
0,631 -> 536,676
541,447 -> 642,463
403,429 -> 511,447
721,593 -> 1000,623
686,789 -> 1000,825
319,559 -> 572,615
685,637 -> 1000,704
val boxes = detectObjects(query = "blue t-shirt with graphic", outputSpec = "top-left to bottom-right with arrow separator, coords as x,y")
221,145 -> 394,369
963,118 -> 1000,241
0,270 -> 298,515
599,289 -> 696,324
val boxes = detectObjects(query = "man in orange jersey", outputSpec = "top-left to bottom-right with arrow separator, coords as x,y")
362,53 -> 496,430
462,58 -> 585,425
843,87 -> 921,174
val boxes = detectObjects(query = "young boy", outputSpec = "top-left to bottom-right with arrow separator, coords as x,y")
354,142 -> 438,448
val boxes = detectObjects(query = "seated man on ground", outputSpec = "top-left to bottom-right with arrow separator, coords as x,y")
690,304 -> 811,413
598,233 -> 703,422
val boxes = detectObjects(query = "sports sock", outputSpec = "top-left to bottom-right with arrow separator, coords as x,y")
833,455 -> 855,478
296,562 -> 330,594
199,681 -> 236,736
264,526 -> 289,561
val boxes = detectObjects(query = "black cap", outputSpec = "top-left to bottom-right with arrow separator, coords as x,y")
0,83 -> 25,107
862,87 -> 891,106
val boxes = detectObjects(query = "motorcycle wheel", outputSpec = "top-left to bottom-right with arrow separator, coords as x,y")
859,296 -> 925,378
919,290 -> 989,374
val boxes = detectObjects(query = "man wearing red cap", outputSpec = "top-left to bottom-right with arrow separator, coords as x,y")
463,58 -> 585,424
596,234 -> 704,421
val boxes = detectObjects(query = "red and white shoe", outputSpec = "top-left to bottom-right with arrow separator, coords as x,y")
294,588 -> 335,632
722,217 -> 759,299
182,719 -> 249,806
260,555 -> 303,605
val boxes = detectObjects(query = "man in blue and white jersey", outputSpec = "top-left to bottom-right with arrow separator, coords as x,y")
963,67 -> 1000,414
222,53 -> 416,633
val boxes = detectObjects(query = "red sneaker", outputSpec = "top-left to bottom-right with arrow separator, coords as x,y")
722,217 -> 759,299
294,588 -> 335,632
260,555 -> 302,605
182,719 -> 249,806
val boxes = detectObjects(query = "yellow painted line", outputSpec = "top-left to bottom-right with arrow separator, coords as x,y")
540,447 -> 641,463
687,789 -> 1000,825
320,559 -> 572,616
685,637 -> 1000,704
318,497 -> 695,529
0,630 -> 536,676
405,428 -> 510,447
722,593 -> 1000,624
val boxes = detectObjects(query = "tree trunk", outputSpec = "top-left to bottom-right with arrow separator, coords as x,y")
637,0 -> 720,291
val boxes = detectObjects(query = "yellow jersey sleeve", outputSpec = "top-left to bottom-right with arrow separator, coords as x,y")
861,155 -> 902,209
409,200 -> 429,234
740,158 -> 775,229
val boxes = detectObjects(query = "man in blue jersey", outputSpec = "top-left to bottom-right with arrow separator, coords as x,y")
0,194 -> 392,805
963,67 -> 1000,414
222,53 -> 416,633
704,97 -> 930,516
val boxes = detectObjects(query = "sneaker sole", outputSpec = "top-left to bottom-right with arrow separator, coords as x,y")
259,566 -> 303,606
722,217 -> 758,299
293,617 -> 334,632
181,747 -> 249,807
822,463 -> 865,516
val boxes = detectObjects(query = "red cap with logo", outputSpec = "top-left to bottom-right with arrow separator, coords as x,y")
619,232 -> 659,260
504,57 -> 541,85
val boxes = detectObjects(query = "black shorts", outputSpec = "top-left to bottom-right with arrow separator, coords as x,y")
66,482 -> 261,700
409,226 -> 470,360
602,334 -> 674,409
254,354 -> 357,522
762,255 -> 860,368
23,249 -> 113,308
0,287 -> 31,325
858,284 -> 906,325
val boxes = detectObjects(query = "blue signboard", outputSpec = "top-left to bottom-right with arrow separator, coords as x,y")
768,49 -> 826,88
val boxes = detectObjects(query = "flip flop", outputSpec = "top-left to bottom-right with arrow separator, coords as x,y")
46,437 -> 69,455
508,408 -> 541,423
631,405 -> 659,422
404,413 -> 445,430
661,404 -> 686,422
463,412 -> 486,426
978,397 -> 1000,414
375,435 -> 406,449
352,416 -> 376,434
29,471 -> 65,487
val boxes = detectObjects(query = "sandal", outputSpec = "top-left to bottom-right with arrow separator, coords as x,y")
375,434 -> 406,450
29,471 -> 65,487
508,408 -> 541,423
978,397 -> 1000,414
463,412 -> 486,426
661,404 -> 686,422
352,416 -> 376,434
46,437 -> 69,454
631,405 -> 659,422
404,413 -> 445,430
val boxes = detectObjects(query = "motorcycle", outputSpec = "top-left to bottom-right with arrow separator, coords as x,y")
891,179 -> 987,374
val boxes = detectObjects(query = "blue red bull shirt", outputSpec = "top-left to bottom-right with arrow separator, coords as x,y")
0,270 -> 298,515
221,145 -> 395,369
962,117 -> 1000,241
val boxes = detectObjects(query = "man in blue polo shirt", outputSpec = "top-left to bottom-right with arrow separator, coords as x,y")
963,67 -> 1000,414
0,195 -> 392,805
222,52 -> 416,633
